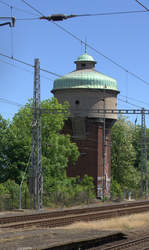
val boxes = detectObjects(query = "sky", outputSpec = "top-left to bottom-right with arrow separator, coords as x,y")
0,0 -> 149,126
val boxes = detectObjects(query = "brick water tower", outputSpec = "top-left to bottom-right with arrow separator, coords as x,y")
52,53 -> 119,198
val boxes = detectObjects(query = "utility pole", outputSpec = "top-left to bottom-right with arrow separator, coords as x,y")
140,108 -> 148,198
29,58 -> 43,209
102,87 -> 106,201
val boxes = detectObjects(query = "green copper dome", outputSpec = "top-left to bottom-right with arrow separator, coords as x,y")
53,54 -> 118,91
76,53 -> 96,62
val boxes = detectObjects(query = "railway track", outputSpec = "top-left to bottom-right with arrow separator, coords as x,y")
1,200 -> 149,229
44,234 -> 149,250
103,235 -> 149,250
0,200 -> 149,225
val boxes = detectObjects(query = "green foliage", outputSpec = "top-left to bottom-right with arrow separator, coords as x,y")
2,101 -> 148,206
0,115 -> 10,183
110,178 -> 123,199
132,125 -> 149,170
1,98 -> 79,185
111,116 -> 141,192
0,98 -> 96,208
43,175 -> 95,207
0,180 -> 30,210
0,180 -> 19,209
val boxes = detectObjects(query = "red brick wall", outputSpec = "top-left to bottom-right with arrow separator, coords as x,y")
63,118 -> 112,196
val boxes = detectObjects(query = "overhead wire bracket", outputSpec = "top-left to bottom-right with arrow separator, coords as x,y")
0,16 -> 15,27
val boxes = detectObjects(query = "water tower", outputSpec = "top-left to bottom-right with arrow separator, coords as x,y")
52,53 -> 119,198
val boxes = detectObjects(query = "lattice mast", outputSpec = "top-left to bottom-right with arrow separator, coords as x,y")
30,58 -> 43,209
102,88 -> 106,201
140,108 -> 148,198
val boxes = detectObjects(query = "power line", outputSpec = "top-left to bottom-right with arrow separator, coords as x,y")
53,22 -> 149,87
135,0 -> 149,11
120,94 -> 149,107
71,10 -> 148,17
14,0 -> 149,88
0,93 -> 143,112
40,10 -> 148,22
0,58 -> 54,81
21,0 -> 149,19
18,0 -> 149,20
1,2 -> 149,108
0,97 -> 23,107
118,97 -> 142,108
0,51 -> 61,77
0,95 -> 146,117
16,17 -> 40,21
0,0 -> 38,16
21,0 -> 44,16
12,10 -> 149,22
13,11 -> 149,22
0,0 -> 10,7
0,52 -> 148,109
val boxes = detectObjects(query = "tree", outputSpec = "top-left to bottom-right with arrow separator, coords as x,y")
111,116 -> 140,191
0,114 -> 12,183
132,125 -> 149,170
4,98 -> 79,186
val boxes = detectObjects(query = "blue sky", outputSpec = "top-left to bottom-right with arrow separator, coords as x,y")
0,0 -> 149,125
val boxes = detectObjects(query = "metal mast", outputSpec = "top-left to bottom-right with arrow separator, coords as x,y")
30,58 -> 43,209
102,87 -> 106,201
140,108 -> 148,198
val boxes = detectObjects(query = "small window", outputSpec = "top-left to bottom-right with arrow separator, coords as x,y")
81,63 -> 86,67
75,100 -> 80,105
72,117 -> 86,138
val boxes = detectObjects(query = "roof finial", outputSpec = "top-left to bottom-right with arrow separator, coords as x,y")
81,40 -> 83,54
85,37 -> 87,54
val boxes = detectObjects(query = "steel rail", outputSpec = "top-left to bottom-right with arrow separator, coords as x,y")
103,235 -> 149,250
0,200 -> 149,225
1,202 -> 149,229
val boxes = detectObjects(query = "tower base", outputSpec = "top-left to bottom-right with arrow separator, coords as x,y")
63,117 -> 115,198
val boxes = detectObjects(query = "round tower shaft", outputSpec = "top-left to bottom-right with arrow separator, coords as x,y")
52,53 -> 119,198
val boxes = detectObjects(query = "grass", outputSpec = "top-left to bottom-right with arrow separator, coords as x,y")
61,212 -> 149,232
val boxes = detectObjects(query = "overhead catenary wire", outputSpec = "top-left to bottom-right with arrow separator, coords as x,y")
135,0 -> 149,11
21,0 -> 44,16
120,94 -> 149,107
9,10 -> 149,22
1,1 -> 149,109
52,22 -> 149,87
21,0 -> 149,18
0,93 -> 144,111
0,51 -> 61,77
6,9 -> 148,22
0,54 -> 148,109
39,10 -> 148,22
70,10 -> 148,17
0,0 -> 38,16
0,97 -> 23,107
0,51 -> 148,110
0,0 -> 10,8
16,17 -> 40,21
14,10 -> 149,22
11,0 -> 149,88
0,58 -> 54,81
1,58 -> 145,109
19,151 -> 32,209
118,97 -> 142,108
